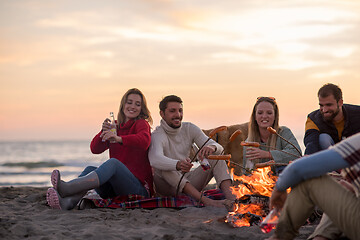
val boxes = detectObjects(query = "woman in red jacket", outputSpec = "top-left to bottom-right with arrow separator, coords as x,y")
46,88 -> 154,210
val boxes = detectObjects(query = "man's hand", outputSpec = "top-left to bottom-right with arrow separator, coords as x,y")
176,158 -> 193,173
269,188 -> 287,210
198,145 -> 216,160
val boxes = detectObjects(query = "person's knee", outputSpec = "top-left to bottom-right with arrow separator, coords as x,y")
79,166 -> 97,177
102,158 -> 124,170
107,158 -> 120,165
84,166 -> 97,172
319,134 -> 334,150
95,158 -> 122,184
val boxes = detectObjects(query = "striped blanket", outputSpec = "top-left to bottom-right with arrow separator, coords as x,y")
84,189 -> 225,209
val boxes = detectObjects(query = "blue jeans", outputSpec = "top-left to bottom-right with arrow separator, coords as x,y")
319,133 -> 335,150
79,158 -> 149,199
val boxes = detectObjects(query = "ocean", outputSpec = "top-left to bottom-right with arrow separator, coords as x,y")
0,136 -> 304,187
0,141 -> 108,187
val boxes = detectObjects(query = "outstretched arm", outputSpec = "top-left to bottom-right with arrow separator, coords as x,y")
270,148 -> 349,210
275,149 -> 348,192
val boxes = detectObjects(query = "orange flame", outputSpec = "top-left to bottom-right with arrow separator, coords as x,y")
226,203 -> 264,227
226,167 -> 278,227
232,166 -> 277,198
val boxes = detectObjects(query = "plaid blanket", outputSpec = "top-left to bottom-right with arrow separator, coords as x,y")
85,189 -> 225,209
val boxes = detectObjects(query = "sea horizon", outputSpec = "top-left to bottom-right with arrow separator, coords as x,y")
0,140 -> 108,187
0,136 -> 305,187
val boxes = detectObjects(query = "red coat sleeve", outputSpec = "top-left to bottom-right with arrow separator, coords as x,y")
90,131 -> 109,154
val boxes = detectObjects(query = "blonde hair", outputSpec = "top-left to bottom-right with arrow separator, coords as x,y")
117,88 -> 153,126
247,97 -> 280,149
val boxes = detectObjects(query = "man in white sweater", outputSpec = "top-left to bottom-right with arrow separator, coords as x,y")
148,95 -> 235,207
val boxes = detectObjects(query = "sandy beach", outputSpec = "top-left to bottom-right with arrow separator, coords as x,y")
0,186 -> 318,240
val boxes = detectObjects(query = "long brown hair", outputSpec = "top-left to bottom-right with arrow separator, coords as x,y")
247,97 -> 280,148
117,88 -> 153,126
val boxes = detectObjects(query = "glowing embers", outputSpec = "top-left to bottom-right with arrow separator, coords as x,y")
226,167 -> 277,227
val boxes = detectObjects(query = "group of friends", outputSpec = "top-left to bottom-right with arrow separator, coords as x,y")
46,83 -> 360,240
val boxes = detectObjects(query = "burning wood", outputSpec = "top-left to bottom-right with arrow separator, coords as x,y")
225,167 -> 277,228
235,194 -> 269,208
232,166 -> 277,197
226,210 -> 263,227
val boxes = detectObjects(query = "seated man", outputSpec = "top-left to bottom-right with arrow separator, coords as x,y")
267,133 -> 360,240
305,83 -> 360,155
304,83 -> 360,239
148,95 -> 235,207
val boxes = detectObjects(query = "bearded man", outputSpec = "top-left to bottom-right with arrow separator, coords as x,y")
304,83 -> 360,155
148,95 -> 235,208
303,83 -> 360,240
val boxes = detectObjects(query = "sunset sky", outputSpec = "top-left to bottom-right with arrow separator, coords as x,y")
1,0 -> 359,148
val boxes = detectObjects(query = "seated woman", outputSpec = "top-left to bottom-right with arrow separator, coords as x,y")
243,97 -> 301,174
46,88 -> 154,210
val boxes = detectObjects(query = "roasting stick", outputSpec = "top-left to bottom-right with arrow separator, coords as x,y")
267,127 -> 302,157
254,160 -> 288,168
197,131 -> 241,204
196,130 -> 242,207
196,153 -> 229,207
191,126 -> 227,163
175,126 -> 227,197
208,156 -> 287,170
208,155 -> 253,174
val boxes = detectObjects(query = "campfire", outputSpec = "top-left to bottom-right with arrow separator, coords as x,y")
225,166 -> 278,227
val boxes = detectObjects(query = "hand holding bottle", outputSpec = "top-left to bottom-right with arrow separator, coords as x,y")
100,112 -> 118,143
259,208 -> 280,233
259,188 -> 288,233
102,118 -> 112,131
100,129 -> 118,142
192,144 -> 211,171
109,112 -> 117,143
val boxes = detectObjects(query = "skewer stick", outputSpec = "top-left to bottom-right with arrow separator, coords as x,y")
191,126 -> 227,162
197,129 -> 244,207
255,160 -> 288,168
267,127 -> 302,156
224,159 -> 253,174
176,126 -> 227,196
240,141 -> 300,158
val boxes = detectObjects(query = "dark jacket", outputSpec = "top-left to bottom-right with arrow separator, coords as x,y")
304,104 -> 360,155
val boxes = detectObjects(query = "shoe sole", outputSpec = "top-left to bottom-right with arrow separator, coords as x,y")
51,169 -> 60,191
46,187 -> 62,209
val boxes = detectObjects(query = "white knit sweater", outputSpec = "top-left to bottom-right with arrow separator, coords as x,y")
148,119 -> 223,171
